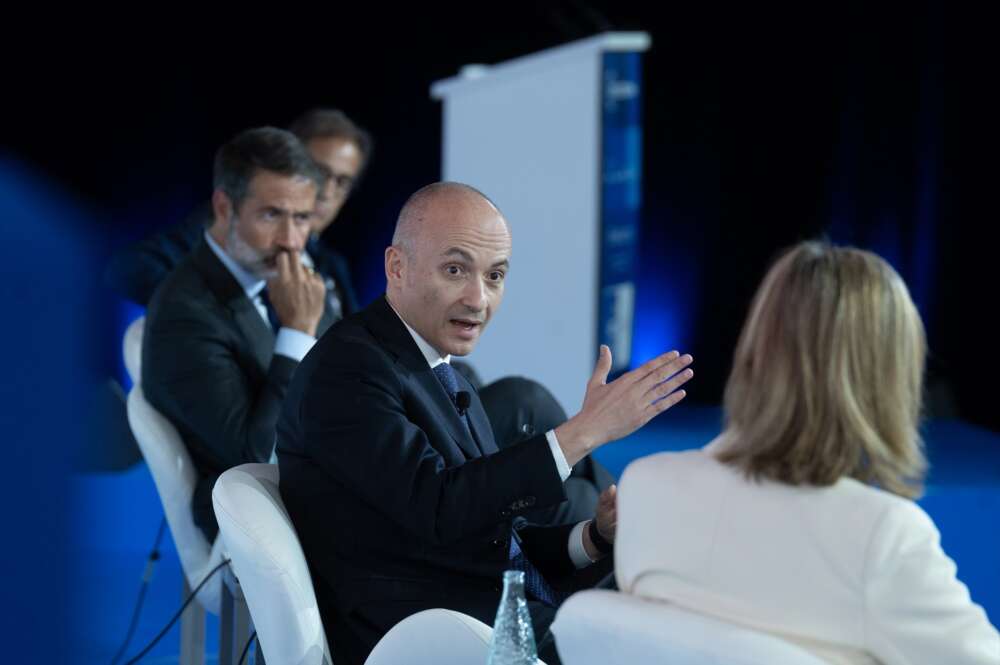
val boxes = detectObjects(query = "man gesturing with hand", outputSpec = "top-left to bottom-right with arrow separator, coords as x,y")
558,346 -> 693,468
277,182 -> 693,665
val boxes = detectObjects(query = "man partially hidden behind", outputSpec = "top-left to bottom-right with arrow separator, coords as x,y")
277,182 -> 695,664
143,127 -> 336,541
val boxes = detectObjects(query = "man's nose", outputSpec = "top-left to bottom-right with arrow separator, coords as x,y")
275,217 -> 303,250
461,277 -> 487,311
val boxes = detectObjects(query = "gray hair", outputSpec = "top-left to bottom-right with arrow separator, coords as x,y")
213,127 -> 326,210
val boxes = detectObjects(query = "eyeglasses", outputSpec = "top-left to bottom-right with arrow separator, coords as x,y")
317,173 -> 355,204
328,173 -> 355,193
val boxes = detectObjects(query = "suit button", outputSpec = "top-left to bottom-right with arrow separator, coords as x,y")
500,509 -> 511,518
491,538 -> 503,548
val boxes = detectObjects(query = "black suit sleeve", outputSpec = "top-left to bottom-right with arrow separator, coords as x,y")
294,339 -> 566,546
517,521 -> 578,581
144,299 -> 296,470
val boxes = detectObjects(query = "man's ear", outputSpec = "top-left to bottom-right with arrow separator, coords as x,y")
385,245 -> 406,287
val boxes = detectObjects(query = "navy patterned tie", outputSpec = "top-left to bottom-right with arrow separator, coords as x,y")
432,361 -> 484,457
432,362 -> 461,403
508,534 -> 564,608
432,363 -> 563,607
258,287 -> 282,333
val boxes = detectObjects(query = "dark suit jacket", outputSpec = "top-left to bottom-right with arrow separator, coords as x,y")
306,236 -> 360,317
105,203 -> 360,314
143,239 -> 336,539
277,296 -> 577,664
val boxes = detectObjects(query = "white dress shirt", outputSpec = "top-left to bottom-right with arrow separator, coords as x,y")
204,231 -> 315,362
387,302 -> 596,569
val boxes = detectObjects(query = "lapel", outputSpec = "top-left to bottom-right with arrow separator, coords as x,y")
417,369 -> 483,461
191,239 -> 274,372
316,296 -> 336,337
456,373 -> 499,456
361,296 -> 486,461
306,238 -> 340,335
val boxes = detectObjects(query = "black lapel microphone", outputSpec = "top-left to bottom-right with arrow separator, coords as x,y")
455,391 -> 471,417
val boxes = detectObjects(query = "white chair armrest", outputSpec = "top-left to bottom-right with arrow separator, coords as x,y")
551,590 -> 825,665
365,608 -> 547,665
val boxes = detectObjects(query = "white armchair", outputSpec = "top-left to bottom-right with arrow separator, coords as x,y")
122,316 -> 144,385
127,384 -> 226,613
127,383 -> 251,664
551,589 -> 826,665
365,608 -> 546,665
212,464 -> 331,665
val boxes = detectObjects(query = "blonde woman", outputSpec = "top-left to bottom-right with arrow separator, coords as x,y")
616,241 -> 999,664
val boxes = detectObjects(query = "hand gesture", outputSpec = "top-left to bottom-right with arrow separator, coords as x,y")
266,252 -> 326,336
556,346 -> 693,465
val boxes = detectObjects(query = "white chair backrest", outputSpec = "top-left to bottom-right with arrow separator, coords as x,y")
127,384 -> 222,613
552,590 -> 826,665
122,317 -> 144,385
212,464 -> 332,665
365,608 -> 546,665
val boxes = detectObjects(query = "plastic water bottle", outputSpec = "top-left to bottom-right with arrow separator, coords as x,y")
487,570 -> 538,665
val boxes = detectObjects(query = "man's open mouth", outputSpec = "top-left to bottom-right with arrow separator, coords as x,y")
451,319 -> 482,332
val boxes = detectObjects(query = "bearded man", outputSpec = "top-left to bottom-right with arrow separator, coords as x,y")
143,126 -> 335,540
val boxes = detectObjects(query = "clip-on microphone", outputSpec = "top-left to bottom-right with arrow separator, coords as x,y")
455,391 -> 471,417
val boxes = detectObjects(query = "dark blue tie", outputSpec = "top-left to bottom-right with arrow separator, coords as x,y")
432,362 -> 474,437
508,534 -> 564,608
432,362 -> 460,402
258,288 -> 282,333
431,363 -> 563,607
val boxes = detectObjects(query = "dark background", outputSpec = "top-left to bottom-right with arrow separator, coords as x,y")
4,1 -> 996,431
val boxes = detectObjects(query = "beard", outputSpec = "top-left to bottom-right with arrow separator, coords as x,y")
226,216 -> 279,280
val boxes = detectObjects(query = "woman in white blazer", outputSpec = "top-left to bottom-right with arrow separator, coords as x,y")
615,241 -> 999,665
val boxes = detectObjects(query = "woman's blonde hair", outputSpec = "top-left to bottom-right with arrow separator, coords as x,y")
718,241 -> 927,498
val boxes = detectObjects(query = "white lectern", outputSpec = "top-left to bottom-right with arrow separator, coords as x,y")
431,32 -> 649,414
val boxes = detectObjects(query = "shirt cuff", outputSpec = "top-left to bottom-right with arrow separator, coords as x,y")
546,429 -> 572,482
568,520 -> 597,569
274,327 -> 316,362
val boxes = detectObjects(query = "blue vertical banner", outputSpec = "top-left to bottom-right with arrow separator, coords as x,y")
598,52 -> 643,373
